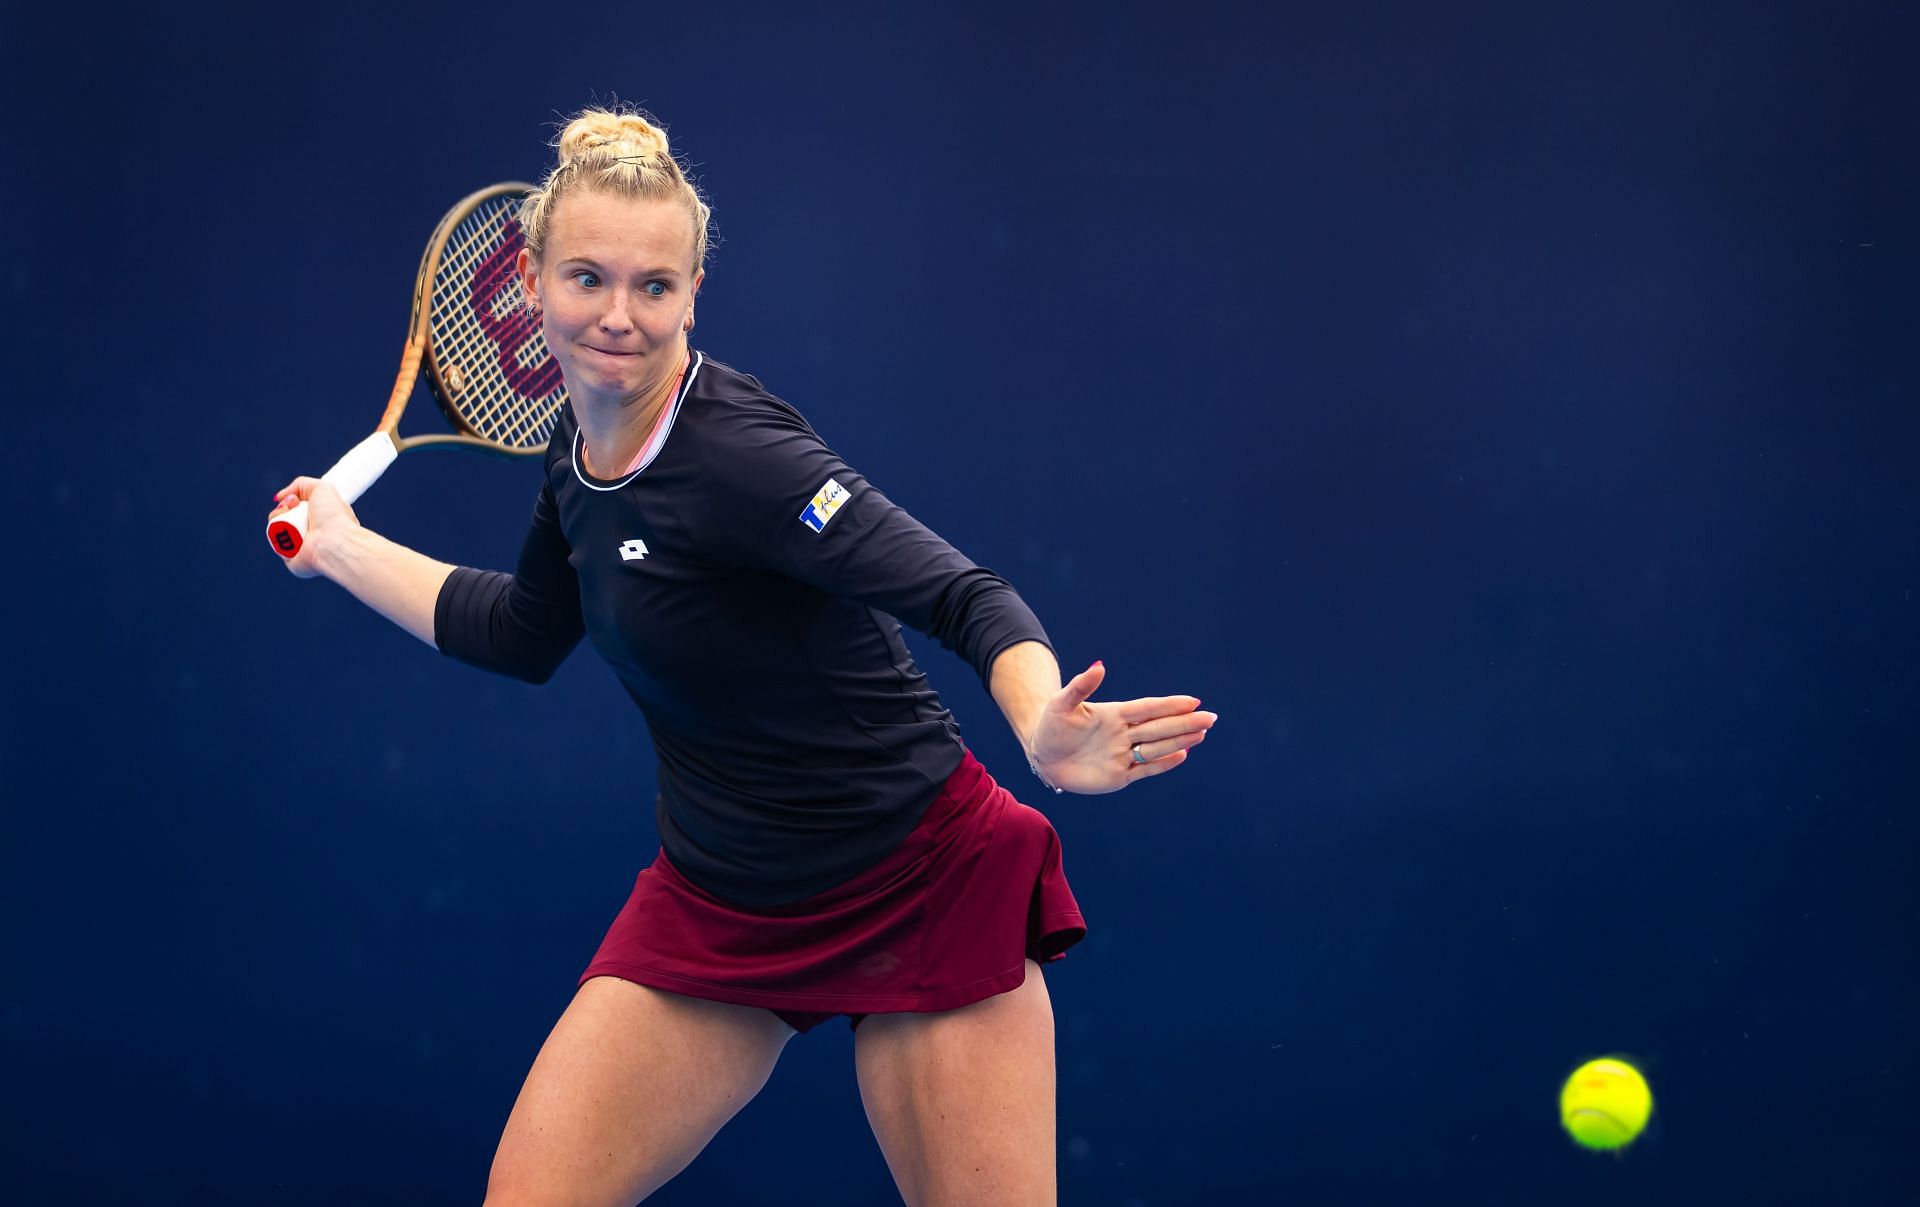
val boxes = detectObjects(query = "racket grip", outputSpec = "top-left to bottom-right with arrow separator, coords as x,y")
266,432 -> 400,560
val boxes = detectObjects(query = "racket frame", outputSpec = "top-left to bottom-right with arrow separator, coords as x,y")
389,179 -> 551,459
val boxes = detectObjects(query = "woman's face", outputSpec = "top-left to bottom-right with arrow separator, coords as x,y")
518,189 -> 702,406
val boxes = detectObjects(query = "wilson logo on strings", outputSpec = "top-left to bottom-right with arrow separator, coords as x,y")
470,216 -> 565,400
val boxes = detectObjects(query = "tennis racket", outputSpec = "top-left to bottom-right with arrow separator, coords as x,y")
266,181 -> 568,560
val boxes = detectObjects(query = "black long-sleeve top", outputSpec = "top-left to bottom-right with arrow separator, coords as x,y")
434,352 -> 1053,906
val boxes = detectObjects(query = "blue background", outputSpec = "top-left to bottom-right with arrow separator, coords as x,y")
3,1 -> 1913,1202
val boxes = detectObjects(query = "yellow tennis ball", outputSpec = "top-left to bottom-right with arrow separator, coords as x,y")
1560,1058 -> 1653,1151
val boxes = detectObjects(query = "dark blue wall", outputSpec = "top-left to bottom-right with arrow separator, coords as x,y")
4,1 -> 1913,1202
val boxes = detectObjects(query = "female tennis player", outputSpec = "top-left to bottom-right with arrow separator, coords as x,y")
269,106 -> 1214,1206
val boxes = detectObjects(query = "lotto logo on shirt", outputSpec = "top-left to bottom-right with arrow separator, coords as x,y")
799,478 -> 850,533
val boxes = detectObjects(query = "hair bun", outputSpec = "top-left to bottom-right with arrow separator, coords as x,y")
558,111 -> 671,166
519,105 -> 711,268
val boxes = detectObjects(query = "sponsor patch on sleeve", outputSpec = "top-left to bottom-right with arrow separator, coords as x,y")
799,477 -> 850,533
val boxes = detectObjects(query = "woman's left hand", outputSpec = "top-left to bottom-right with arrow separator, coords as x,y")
1026,662 -> 1216,794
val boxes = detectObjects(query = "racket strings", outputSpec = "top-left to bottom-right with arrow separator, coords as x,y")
439,203 -> 553,442
427,195 -> 566,450
433,205 -> 555,446
438,200 -> 557,444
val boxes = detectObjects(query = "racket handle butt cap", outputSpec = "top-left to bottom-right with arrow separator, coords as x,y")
267,502 -> 310,561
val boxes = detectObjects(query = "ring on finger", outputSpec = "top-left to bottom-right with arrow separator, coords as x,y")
1129,744 -> 1149,765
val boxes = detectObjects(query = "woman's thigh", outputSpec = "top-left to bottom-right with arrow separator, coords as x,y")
853,960 -> 1056,1207
485,975 -> 793,1207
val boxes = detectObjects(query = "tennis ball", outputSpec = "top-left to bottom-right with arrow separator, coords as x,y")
1559,1058 -> 1653,1151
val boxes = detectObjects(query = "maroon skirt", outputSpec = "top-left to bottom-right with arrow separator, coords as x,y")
579,750 -> 1087,1033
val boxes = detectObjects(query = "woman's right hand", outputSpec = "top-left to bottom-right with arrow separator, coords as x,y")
268,477 -> 361,579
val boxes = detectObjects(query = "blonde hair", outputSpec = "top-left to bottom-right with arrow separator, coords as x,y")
518,105 -> 711,272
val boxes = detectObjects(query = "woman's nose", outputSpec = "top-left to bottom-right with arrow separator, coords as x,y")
598,289 -> 636,332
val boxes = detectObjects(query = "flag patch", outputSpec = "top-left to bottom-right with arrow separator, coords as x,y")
800,478 -> 850,533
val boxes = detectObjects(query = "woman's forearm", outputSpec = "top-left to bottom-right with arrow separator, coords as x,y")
313,525 -> 456,648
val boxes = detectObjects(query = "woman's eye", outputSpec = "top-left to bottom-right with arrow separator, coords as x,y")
645,281 -> 668,298
571,271 -> 600,288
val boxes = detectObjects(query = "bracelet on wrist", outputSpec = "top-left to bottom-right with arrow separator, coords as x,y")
1027,753 -> 1064,795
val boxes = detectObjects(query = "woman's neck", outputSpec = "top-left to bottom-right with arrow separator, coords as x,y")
576,351 -> 689,478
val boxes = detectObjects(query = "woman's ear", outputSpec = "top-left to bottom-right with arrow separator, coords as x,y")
517,247 -> 541,312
